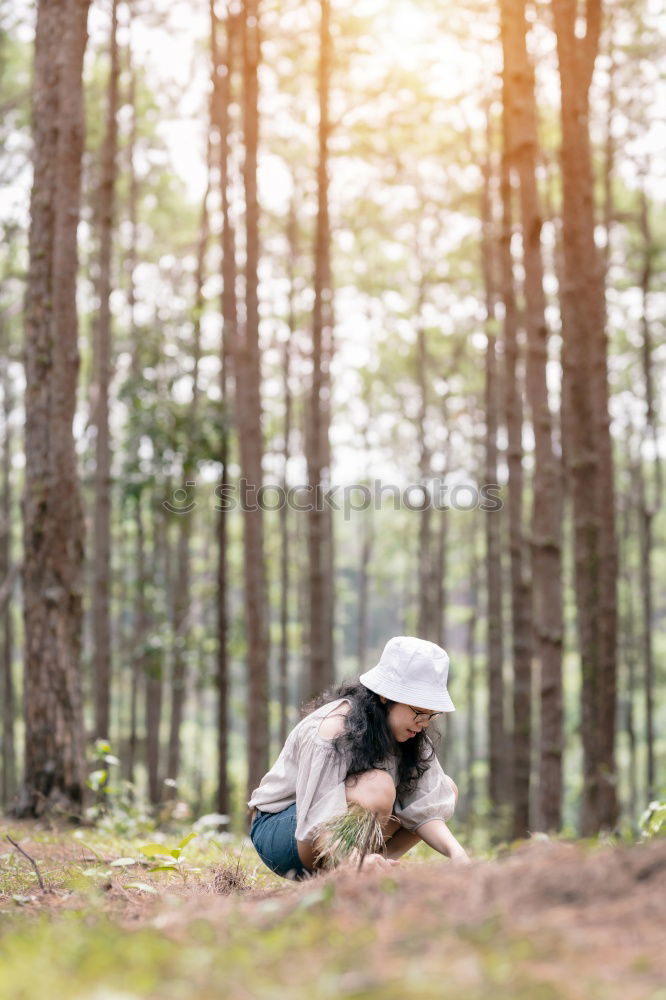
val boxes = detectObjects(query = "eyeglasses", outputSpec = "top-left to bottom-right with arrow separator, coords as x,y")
407,705 -> 442,725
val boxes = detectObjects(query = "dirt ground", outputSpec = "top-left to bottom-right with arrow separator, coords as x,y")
0,821 -> 665,1000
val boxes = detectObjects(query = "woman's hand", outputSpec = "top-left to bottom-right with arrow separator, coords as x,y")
448,844 -> 472,866
346,849 -> 399,874
416,818 -> 471,864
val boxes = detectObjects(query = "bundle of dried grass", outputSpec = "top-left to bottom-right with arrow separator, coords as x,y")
312,804 -> 387,871
211,861 -> 251,894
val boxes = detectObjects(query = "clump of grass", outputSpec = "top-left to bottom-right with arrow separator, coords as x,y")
312,805 -> 386,871
211,862 -> 251,895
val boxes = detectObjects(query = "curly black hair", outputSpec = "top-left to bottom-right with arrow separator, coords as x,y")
303,679 -> 438,799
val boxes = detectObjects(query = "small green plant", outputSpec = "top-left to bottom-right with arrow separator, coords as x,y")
639,800 -> 666,840
138,832 -> 199,881
86,739 -> 120,803
84,741 -> 155,836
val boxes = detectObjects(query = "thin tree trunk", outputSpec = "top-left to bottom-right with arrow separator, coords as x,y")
93,0 -> 119,742
210,0 -> 237,817
356,393 -> 375,671
238,0 -> 269,797
434,394 -> 452,649
166,156 -> 210,793
619,455 -> 638,822
278,198 -> 296,745
637,184 -> 659,802
481,107 -> 506,811
465,524 -> 480,831
307,0 -> 335,697
500,0 -> 563,832
192,640 -> 207,818
0,318 -> 16,806
125,26 -> 141,786
18,0 -> 90,818
498,125 -> 533,840
145,504 -> 165,807
415,289 -> 437,643
127,491 -> 147,785
552,0 -> 619,833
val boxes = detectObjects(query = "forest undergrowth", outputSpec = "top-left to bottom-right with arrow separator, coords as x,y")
0,818 -> 665,1000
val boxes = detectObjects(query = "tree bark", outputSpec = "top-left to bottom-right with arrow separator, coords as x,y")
433,400 -> 450,651
18,0 -> 90,818
307,0 -> 335,698
637,184 -> 659,802
93,0 -> 119,742
166,155 -> 210,793
0,317 -> 16,806
551,0 -> 619,833
500,0 -> 564,832
278,197 -> 297,746
618,453 -> 638,822
415,291 -> 437,644
238,0 -> 269,798
481,108 -> 506,812
124,26 -> 141,786
464,524 -> 480,829
356,510 -> 374,672
127,490 -> 147,785
145,504 -> 165,807
210,0 -> 237,818
498,127 -> 533,840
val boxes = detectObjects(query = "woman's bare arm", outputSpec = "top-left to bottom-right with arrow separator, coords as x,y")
414,818 -> 471,863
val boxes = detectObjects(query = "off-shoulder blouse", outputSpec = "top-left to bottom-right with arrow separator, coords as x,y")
247,697 -> 457,842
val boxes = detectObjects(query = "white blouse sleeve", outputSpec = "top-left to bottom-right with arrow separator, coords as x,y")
293,730 -> 349,842
393,752 -> 457,831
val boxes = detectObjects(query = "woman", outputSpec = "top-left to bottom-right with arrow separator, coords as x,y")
248,635 -> 469,878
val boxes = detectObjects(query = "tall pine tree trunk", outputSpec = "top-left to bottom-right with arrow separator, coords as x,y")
500,0 -> 564,831
481,109 -> 506,812
0,319 -> 16,806
416,291 -> 436,643
552,0 -> 619,833
619,456 -> 638,821
464,523 -> 480,829
145,504 -> 165,807
307,0 -> 335,697
19,0 -> 90,817
127,490 -> 147,785
278,197 -> 296,745
238,0 -> 269,797
124,28 -> 141,786
93,0 -> 119,742
637,184 -> 659,802
166,163 -> 210,792
210,0 -> 237,817
498,134 -> 533,840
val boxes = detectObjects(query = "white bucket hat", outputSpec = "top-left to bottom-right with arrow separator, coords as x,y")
359,635 -> 455,712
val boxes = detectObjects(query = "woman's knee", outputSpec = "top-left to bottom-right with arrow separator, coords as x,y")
345,768 -> 395,815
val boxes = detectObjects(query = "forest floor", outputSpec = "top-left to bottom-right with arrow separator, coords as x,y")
0,817 -> 664,1000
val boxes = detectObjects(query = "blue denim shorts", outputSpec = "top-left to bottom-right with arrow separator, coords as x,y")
250,803 -> 308,880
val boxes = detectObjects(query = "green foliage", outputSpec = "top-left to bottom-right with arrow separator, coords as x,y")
138,831 -> 199,880
83,742 -> 156,838
86,738 -> 121,797
639,800 -> 666,840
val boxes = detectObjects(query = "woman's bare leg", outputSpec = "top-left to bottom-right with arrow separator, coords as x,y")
298,768 -> 397,870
